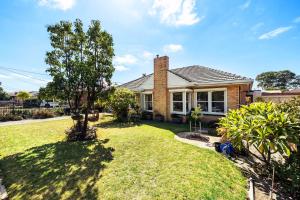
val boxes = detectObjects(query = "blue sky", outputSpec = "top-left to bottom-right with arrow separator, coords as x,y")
0,0 -> 300,92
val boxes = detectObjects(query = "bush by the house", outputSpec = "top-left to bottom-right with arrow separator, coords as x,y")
32,109 -> 55,119
109,88 -> 135,121
218,102 -> 299,166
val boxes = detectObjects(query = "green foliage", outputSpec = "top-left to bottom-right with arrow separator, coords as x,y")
0,86 -> 10,100
0,113 -> 23,121
45,19 -> 114,139
256,70 -> 300,90
276,151 -> 300,198
16,91 -> 31,101
218,102 -> 300,165
109,88 -> 135,121
191,106 -> 202,122
278,96 -> 300,120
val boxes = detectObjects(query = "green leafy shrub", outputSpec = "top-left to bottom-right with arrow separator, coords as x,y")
276,151 -> 300,199
32,109 -> 55,119
53,107 -> 65,116
109,88 -> 135,121
0,113 -> 23,121
218,102 -> 300,166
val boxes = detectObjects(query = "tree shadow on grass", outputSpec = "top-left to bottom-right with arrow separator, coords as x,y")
0,139 -> 114,200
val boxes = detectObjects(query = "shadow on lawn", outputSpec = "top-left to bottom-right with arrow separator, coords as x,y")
0,139 -> 114,200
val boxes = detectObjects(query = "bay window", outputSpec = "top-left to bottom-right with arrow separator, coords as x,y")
195,89 -> 227,114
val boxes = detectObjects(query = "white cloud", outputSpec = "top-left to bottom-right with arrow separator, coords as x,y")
37,0 -> 76,11
163,44 -> 183,53
240,0 -> 251,10
142,51 -> 154,60
115,65 -> 129,72
115,54 -> 137,65
258,26 -> 293,40
293,16 -> 300,23
149,0 -> 203,26
251,22 -> 264,33
0,74 -> 12,79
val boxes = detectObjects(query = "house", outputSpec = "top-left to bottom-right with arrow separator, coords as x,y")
120,55 -> 253,122
253,89 -> 300,103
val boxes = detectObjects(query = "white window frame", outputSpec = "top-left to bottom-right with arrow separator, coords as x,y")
194,88 -> 227,115
142,91 -> 153,112
170,89 -> 192,115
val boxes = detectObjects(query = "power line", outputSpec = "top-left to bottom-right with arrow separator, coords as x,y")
0,65 -> 49,76
0,69 -> 49,83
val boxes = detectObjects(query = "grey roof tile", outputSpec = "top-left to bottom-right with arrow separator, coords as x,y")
120,65 -> 253,90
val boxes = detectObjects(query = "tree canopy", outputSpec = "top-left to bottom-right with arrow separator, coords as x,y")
16,91 -> 31,101
256,70 -> 300,90
45,19 -> 114,140
0,86 -> 10,100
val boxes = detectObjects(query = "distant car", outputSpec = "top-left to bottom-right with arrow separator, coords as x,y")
40,100 -> 59,108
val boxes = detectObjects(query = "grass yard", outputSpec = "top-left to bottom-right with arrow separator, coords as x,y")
0,116 -> 247,200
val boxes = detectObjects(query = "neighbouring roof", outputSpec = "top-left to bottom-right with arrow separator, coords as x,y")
120,65 -> 253,90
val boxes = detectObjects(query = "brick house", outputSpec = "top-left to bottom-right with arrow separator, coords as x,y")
120,55 -> 253,122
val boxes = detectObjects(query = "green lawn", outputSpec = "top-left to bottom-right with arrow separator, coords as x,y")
0,116 -> 247,200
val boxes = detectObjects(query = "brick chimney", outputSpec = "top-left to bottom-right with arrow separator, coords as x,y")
153,55 -> 169,121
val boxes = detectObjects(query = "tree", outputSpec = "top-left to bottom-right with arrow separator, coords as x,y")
218,102 -> 299,166
0,86 -> 9,100
109,88 -> 135,121
17,91 -> 31,103
256,70 -> 300,90
45,19 -> 114,140
191,106 -> 202,132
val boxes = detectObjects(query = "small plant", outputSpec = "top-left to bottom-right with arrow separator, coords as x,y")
191,106 -> 202,132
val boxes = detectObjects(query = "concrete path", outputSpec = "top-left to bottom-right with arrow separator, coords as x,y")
174,132 -> 220,150
0,116 -> 70,127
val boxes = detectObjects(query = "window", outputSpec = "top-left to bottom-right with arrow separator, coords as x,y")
197,92 -> 208,112
212,91 -> 224,113
144,94 -> 152,111
172,92 -> 183,112
195,89 -> 226,114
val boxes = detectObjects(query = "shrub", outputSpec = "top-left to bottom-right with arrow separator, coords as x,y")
53,107 -> 65,116
109,88 -> 135,121
0,113 -> 23,121
276,151 -> 300,199
32,109 -> 55,119
218,102 -> 300,166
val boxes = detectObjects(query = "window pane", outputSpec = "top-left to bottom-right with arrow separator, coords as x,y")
173,92 -> 182,101
145,102 -> 153,111
173,102 -> 183,112
212,91 -> 224,101
212,102 -> 224,113
198,102 -> 208,112
145,94 -> 152,101
197,92 -> 208,101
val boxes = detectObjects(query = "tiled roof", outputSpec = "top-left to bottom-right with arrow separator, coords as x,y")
170,65 -> 252,84
119,74 -> 152,90
120,65 -> 253,90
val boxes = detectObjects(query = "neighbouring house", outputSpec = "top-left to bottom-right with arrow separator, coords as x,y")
253,89 -> 300,103
120,55 -> 253,122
